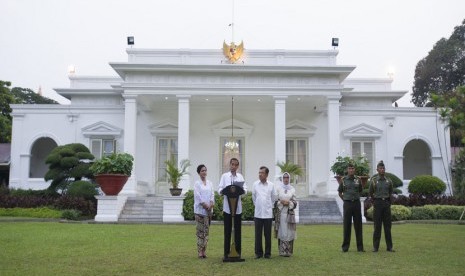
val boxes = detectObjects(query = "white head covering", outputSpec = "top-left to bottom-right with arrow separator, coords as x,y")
282,172 -> 292,190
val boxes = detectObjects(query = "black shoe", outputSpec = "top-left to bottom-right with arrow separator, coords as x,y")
358,249 -> 366,252
255,255 -> 263,259
264,255 -> 271,259
372,249 -> 378,252
387,249 -> 396,252
342,249 -> 348,252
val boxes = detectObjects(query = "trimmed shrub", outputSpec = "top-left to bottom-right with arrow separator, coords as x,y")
408,175 -> 446,195
0,207 -> 62,218
424,205 -> 464,220
365,205 -> 411,221
410,206 -> 436,220
61,209 -> 82,220
182,190 -> 224,221
67,181 -> 98,200
371,172 -> 403,188
366,206 -> 374,221
241,192 -> 254,221
213,192 -> 224,221
182,190 -> 194,220
182,190 -> 254,221
392,194 -> 465,207
0,194 -> 56,208
53,196 -> 96,217
391,205 -> 411,221
9,188 -> 59,197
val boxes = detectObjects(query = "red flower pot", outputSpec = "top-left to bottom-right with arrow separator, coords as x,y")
95,174 -> 129,196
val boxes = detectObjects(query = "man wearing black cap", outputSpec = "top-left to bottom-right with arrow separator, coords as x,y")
338,162 -> 365,252
369,160 -> 395,252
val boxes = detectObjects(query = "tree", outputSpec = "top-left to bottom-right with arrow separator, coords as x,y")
11,87 -> 58,104
44,143 -> 95,193
432,86 -> 465,143
0,80 -> 57,142
412,19 -> 465,107
432,85 -> 465,197
0,81 -> 16,143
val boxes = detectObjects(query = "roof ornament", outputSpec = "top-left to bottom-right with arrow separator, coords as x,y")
222,0 -> 244,63
223,40 -> 244,63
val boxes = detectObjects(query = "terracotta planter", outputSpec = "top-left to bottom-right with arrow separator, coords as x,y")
95,174 -> 129,196
169,188 -> 182,196
359,175 -> 369,188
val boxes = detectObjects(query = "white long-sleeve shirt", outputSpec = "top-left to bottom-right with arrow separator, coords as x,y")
193,179 -> 215,216
252,180 -> 276,219
218,171 -> 247,214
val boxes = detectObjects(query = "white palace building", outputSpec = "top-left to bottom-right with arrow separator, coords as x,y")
8,46 -> 452,221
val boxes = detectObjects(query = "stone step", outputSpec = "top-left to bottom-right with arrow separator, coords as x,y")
298,198 -> 342,224
119,214 -> 162,219
118,196 -> 164,223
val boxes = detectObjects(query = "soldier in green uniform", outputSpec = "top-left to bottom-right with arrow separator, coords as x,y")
369,160 -> 395,252
338,162 -> 365,252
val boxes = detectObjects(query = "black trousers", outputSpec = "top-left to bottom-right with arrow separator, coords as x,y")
254,217 -> 273,257
342,200 -> 364,251
373,199 -> 393,250
223,212 -> 242,257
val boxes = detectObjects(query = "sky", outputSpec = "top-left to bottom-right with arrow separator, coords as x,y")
1,0 -> 464,106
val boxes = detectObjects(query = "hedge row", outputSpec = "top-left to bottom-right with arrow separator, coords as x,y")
0,207 -> 62,218
182,190 -> 255,221
364,194 -> 465,215
365,205 -> 465,221
0,194 -> 96,217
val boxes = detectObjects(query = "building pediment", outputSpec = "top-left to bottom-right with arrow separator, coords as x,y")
342,123 -> 383,138
286,119 -> 317,137
82,121 -> 122,137
149,119 -> 178,135
211,119 -> 253,137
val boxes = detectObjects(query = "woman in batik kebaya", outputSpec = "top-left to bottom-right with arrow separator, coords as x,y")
193,164 -> 215,258
274,172 -> 297,257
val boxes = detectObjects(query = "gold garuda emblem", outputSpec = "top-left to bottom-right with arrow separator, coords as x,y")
223,40 -> 244,63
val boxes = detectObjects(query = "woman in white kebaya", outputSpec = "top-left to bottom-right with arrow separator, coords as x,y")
193,164 -> 215,258
274,172 -> 297,257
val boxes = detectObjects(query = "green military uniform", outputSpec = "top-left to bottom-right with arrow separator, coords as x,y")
338,175 -> 364,252
369,174 -> 394,252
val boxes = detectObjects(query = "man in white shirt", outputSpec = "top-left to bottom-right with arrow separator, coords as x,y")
252,166 -> 276,259
218,158 -> 247,260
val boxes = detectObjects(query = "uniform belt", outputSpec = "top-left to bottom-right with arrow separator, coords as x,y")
344,199 -> 360,202
375,197 -> 390,201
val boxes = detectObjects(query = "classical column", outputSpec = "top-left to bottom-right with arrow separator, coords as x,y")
120,94 -> 137,196
274,96 -> 287,177
177,95 -> 191,191
8,113 -> 25,189
327,95 -> 341,196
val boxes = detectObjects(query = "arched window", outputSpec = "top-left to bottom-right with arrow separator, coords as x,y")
30,137 -> 57,178
403,139 -> 432,179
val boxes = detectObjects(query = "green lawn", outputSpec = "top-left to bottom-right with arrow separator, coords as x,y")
0,222 -> 464,275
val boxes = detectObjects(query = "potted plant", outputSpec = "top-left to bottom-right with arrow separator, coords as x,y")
165,158 -> 190,196
89,152 -> 134,196
330,155 -> 351,184
353,155 -> 370,187
276,160 -> 303,184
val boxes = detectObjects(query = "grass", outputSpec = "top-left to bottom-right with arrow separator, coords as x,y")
0,222 -> 464,275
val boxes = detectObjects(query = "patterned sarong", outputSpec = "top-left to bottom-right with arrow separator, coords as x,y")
195,214 -> 210,253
